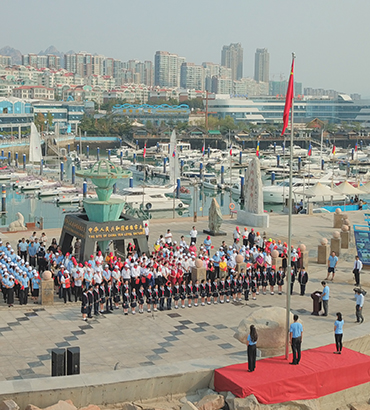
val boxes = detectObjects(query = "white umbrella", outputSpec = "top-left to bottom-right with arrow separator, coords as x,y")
332,181 -> 365,196
295,182 -> 342,198
359,181 -> 370,194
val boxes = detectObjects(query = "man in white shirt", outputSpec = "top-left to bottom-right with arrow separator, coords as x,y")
165,229 -> 173,246
355,289 -> 364,323
190,226 -> 197,244
353,255 -> 363,287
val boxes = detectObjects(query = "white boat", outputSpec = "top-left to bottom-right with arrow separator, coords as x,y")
19,180 -> 44,191
202,176 -> 219,191
122,185 -> 175,195
263,178 -> 346,204
56,194 -> 84,204
128,163 -> 154,179
38,189 -> 59,197
112,191 -> 188,211
38,187 -> 78,198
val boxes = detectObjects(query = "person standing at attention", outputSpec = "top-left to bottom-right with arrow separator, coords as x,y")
355,289 -> 364,324
321,281 -> 330,316
353,255 -> 363,287
190,226 -> 197,244
246,325 -> 258,372
326,251 -> 338,281
289,314 -> 303,365
334,312 -> 344,354
144,223 -> 149,242
298,266 -> 308,296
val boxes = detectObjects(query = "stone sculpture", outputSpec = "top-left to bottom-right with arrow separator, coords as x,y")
208,198 -> 223,233
237,157 -> 269,227
8,212 -> 27,232
244,157 -> 264,214
234,306 -> 294,356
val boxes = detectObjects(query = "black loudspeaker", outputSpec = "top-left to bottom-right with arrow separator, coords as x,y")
67,346 -> 80,375
51,349 -> 66,377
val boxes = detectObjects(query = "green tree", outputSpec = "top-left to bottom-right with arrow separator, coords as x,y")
34,112 -> 46,131
46,111 -> 53,127
219,116 -> 237,134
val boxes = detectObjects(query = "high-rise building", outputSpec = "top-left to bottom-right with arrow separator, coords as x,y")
154,51 -> 185,87
254,48 -> 270,83
0,55 -> 11,66
180,63 -> 205,90
221,43 -> 243,81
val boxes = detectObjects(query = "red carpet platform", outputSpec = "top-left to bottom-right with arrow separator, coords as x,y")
214,344 -> 370,404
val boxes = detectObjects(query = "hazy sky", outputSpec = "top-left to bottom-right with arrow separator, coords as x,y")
2,0 -> 369,96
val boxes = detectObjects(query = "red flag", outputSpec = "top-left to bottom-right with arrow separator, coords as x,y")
281,58 -> 295,136
143,143 -> 146,158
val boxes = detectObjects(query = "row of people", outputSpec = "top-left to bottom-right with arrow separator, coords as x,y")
80,266 -> 309,319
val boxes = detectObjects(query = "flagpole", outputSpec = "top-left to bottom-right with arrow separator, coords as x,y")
285,52 -> 295,361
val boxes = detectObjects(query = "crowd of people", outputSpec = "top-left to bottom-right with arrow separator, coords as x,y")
0,226 -> 311,319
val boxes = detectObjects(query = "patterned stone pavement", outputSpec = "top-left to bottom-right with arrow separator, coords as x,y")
0,211 -> 369,381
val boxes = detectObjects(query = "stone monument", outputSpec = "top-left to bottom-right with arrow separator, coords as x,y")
237,157 -> 269,227
234,307 -> 294,356
39,270 -> 54,305
8,212 -> 27,232
203,198 -> 226,236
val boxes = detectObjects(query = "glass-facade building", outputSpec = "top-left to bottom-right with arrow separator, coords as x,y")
207,95 -> 370,125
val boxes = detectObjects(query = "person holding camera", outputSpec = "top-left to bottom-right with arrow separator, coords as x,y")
355,289 -> 365,324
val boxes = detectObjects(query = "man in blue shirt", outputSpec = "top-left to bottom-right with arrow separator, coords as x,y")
289,314 -> 303,365
321,281 -> 330,316
355,289 -> 365,323
326,251 -> 338,281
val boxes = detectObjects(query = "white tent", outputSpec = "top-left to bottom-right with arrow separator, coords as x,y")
295,182 -> 344,200
359,181 -> 370,194
332,181 -> 365,196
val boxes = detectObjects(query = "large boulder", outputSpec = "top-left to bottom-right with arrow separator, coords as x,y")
233,395 -> 260,410
181,403 -> 198,410
0,401 -> 19,410
196,394 -> 224,410
43,402 -> 77,410
234,307 -> 294,356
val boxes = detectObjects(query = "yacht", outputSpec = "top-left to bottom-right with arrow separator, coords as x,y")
262,177 -> 346,204
112,190 -> 188,211
202,176 -> 219,191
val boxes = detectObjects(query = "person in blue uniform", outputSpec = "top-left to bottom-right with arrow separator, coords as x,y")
246,325 -> 258,372
321,281 -> 330,316
289,314 -> 303,365
334,312 -> 344,354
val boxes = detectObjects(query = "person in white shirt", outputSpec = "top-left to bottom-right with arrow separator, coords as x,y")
353,255 -> 363,286
165,229 -> 173,245
145,223 -> 149,241
130,262 -> 141,289
93,270 -> 102,285
180,236 -> 187,249
355,289 -> 364,323
190,226 -> 198,244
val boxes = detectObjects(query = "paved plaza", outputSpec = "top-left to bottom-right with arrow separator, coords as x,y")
0,211 -> 369,382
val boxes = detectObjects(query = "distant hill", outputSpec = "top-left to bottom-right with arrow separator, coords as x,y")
38,46 -> 76,68
0,45 -> 22,64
